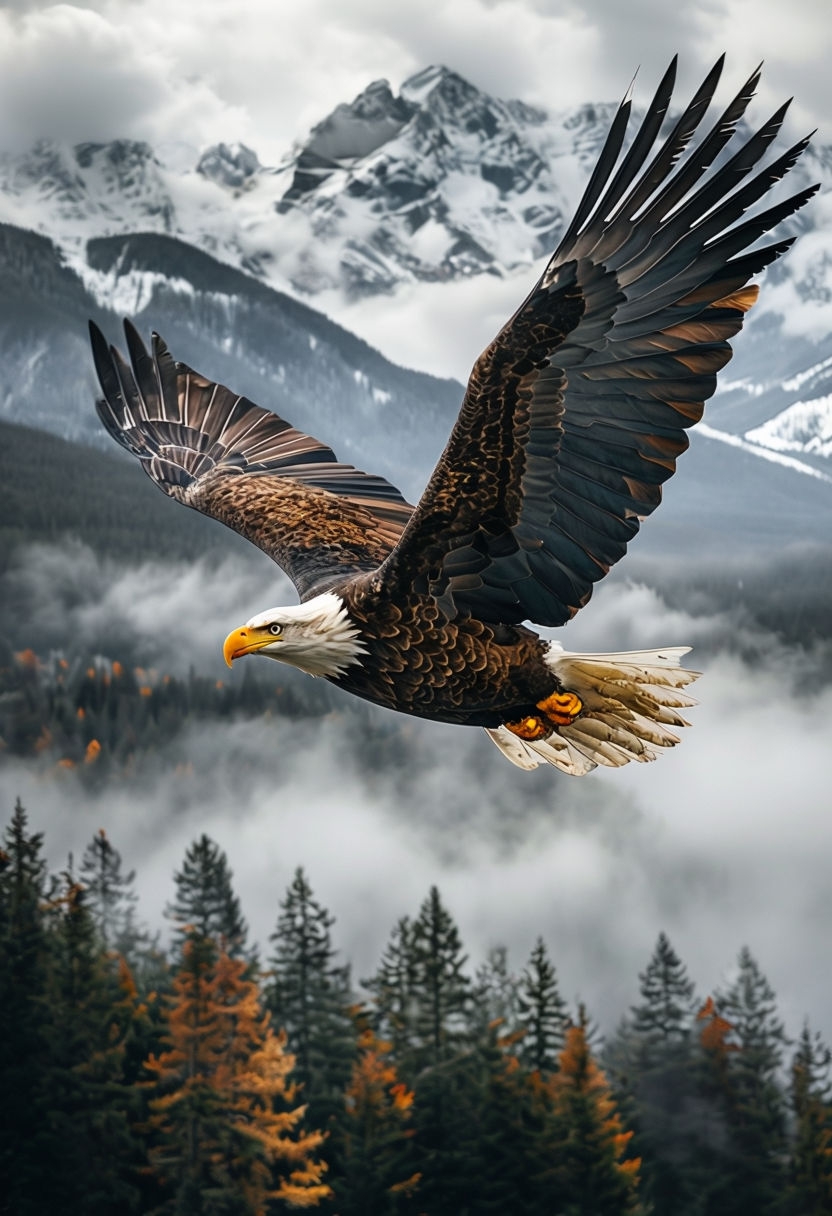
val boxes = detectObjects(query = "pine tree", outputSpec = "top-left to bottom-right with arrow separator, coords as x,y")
336,1023 -> 420,1215
615,933 -> 701,1215
711,948 -> 789,1215
36,871 -> 142,1214
545,1009 -> 643,1215
80,827 -> 139,952
517,937 -> 569,1075
786,1022 -> 832,1215
472,945 -> 520,1038
631,932 -> 696,1050
401,888 -> 477,1216
267,868 -> 355,1133
166,833 -> 250,960
364,916 -> 418,1062
470,1021 -> 540,1216
0,799 -> 52,1215
144,942 -> 331,1212
409,885 -> 471,1070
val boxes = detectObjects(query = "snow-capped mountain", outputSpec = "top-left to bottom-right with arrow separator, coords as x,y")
0,66 -> 623,300
2,63 -> 832,502
2,64 -> 830,306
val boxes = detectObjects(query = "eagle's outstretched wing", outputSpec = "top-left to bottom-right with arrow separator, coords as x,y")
379,58 -> 817,626
90,320 -> 414,599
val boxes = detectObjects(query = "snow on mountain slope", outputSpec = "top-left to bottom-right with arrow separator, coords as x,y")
3,63 -> 832,474
0,222 -> 462,500
700,422 -> 832,479
745,396 -> 832,458
0,66 -> 647,304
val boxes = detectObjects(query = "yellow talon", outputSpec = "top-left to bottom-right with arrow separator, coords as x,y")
504,714 -> 551,741
538,689 -> 583,727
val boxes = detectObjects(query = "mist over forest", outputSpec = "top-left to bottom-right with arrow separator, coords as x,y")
3,522 -> 832,1049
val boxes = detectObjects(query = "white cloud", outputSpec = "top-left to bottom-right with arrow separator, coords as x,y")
0,0 -> 827,160
0,2 -> 246,151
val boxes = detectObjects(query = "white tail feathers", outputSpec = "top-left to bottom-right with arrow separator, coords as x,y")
486,645 -> 700,775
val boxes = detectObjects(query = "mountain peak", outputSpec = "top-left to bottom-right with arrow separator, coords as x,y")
305,78 -> 414,162
197,142 -> 261,190
400,63 -> 463,99
74,139 -> 157,170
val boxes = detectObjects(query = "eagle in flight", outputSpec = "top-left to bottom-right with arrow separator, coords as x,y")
91,59 -> 816,776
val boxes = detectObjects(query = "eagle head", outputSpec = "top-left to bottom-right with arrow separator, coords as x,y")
222,591 -> 365,679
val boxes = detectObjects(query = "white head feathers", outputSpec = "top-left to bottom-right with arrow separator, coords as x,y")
246,592 -> 366,678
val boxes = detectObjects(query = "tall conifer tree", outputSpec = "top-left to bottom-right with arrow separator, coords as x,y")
364,916 -> 418,1062
0,799 -> 52,1216
614,933 -> 702,1215
144,942 -> 330,1211
80,827 -> 139,951
403,888 -> 477,1216
37,872 -> 142,1214
546,1010 -> 643,1215
267,867 -> 355,1133
166,833 -> 250,960
337,1023 -> 420,1215
409,885 -> 471,1070
712,947 -> 789,1215
517,937 -> 569,1075
471,1021 -> 540,1216
787,1022 -> 832,1215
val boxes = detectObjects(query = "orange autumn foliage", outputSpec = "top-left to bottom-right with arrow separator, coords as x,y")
341,1026 -> 421,1205
345,1027 -> 416,1124
542,1019 -> 642,1211
84,739 -> 101,764
33,726 -> 52,754
143,942 -> 331,1213
697,996 -> 738,1058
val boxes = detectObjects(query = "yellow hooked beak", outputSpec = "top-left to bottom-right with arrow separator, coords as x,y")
222,625 -> 278,668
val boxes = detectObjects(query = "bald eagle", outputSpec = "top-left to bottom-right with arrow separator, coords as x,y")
90,59 -> 816,775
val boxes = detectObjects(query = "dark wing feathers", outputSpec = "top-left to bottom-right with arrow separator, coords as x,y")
91,320 -> 414,598
378,61 -> 817,626
90,62 -> 816,629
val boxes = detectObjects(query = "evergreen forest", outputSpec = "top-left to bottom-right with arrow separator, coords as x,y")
2,798 -> 831,1216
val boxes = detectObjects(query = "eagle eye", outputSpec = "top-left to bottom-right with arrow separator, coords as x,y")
269,624 -> 282,636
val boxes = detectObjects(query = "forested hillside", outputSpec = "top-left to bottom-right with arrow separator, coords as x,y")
2,799 -> 830,1216
0,416 -> 245,572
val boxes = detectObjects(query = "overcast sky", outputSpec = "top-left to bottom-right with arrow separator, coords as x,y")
0,0 -> 828,161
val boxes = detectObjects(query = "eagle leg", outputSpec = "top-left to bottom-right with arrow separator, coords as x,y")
537,689 -> 584,727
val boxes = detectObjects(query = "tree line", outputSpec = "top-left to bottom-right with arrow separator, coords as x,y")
2,798 -> 831,1215
0,644 -> 338,777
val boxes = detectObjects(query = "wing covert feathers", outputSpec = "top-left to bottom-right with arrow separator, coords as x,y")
90,321 -> 414,598
383,59 -> 817,628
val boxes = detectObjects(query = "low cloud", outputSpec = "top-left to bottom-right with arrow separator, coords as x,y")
1,541 -> 287,672
2,542 -> 832,1042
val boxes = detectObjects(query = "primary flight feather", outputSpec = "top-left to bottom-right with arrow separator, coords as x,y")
91,58 -> 817,775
